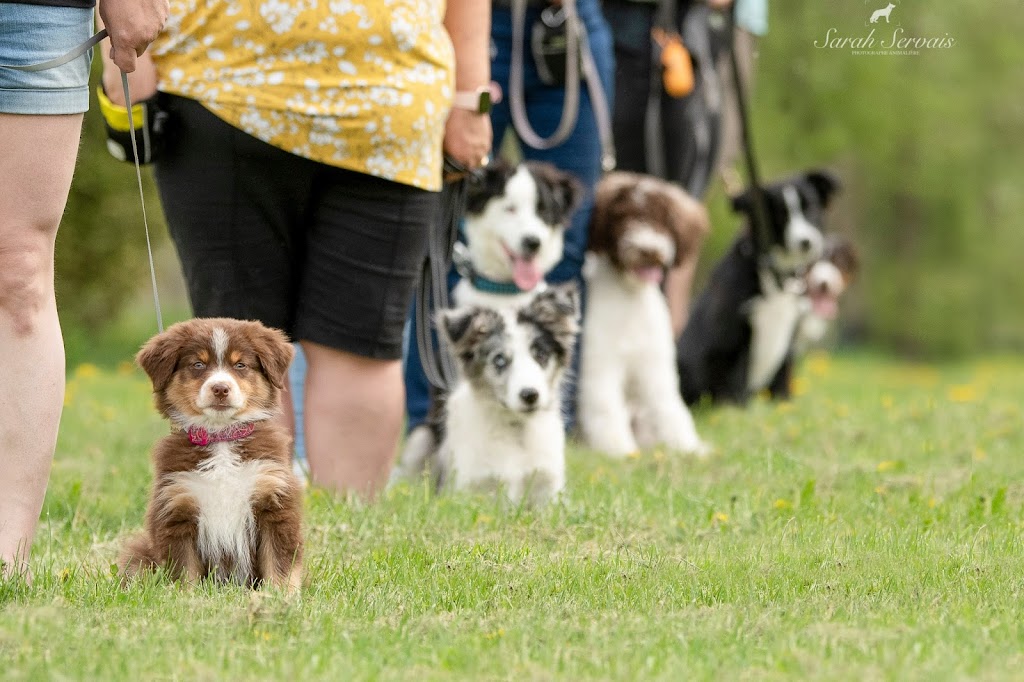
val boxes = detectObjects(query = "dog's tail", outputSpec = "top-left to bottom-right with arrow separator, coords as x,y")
118,532 -> 158,583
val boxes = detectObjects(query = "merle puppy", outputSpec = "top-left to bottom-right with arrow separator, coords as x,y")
677,170 -> 841,405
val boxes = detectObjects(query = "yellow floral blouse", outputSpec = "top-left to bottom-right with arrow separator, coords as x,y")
150,1 -> 454,191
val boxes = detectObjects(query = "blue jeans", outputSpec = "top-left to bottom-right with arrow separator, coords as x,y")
0,4 -> 93,114
402,0 -> 615,432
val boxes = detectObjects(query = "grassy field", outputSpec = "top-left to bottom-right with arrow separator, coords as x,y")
2,352 -> 1023,680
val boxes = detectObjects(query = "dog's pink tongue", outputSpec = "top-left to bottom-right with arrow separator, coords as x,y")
512,256 -> 542,291
635,266 -> 664,284
811,292 -> 839,320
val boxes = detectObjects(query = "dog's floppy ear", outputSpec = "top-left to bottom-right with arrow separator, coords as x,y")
465,159 -> 515,215
519,284 -> 580,357
526,161 -> 585,228
439,306 -> 504,362
660,183 -> 710,267
245,322 -> 294,390
804,169 -> 842,208
136,323 -> 191,392
826,235 -> 861,281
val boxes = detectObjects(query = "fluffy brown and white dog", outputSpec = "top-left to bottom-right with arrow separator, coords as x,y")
794,234 -> 860,354
119,318 -> 302,590
578,172 -> 710,457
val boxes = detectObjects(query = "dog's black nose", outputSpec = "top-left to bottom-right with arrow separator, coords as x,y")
211,382 -> 231,398
521,235 -> 542,257
799,238 -> 813,252
519,388 -> 539,406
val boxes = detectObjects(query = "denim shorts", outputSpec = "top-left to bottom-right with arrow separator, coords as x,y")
0,4 -> 94,114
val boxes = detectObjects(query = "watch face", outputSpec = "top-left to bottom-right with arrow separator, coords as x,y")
478,90 -> 491,114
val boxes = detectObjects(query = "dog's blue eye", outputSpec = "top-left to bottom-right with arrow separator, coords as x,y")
234,362 -> 247,370
192,361 -> 206,370
492,353 -> 509,371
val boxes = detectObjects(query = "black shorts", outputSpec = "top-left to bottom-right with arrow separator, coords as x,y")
154,94 -> 437,360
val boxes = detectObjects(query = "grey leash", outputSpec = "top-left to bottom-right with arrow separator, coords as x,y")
1,28 -> 164,334
508,0 -> 616,170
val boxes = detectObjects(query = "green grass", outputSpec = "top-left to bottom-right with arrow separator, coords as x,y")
3,353 -> 1024,680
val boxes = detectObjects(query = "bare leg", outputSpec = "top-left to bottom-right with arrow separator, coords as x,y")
301,341 -> 404,499
0,113 -> 82,578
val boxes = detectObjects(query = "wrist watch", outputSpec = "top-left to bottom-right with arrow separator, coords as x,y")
452,85 -> 494,115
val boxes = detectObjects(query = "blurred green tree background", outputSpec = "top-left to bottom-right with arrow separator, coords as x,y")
58,0 -> 1023,361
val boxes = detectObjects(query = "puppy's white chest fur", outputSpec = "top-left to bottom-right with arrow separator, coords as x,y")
176,443 -> 263,581
747,274 -> 804,392
443,384 -> 565,504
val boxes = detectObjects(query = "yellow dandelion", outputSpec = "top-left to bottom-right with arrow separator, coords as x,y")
874,486 -> 886,495
475,514 -> 494,526
59,567 -> 72,583
117,360 -> 135,375
791,377 -> 808,397
806,352 -> 831,377
927,497 -> 937,509
972,448 -> 987,461
63,386 -> 75,407
947,384 -> 978,403
625,450 -> 642,460
876,460 -> 898,472
881,395 -> 894,410
652,449 -> 667,463
776,402 -> 795,414
74,363 -> 100,379
773,499 -> 792,510
713,512 -> 729,524
834,404 -> 850,418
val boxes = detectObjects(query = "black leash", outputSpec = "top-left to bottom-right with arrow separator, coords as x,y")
414,179 -> 467,391
726,5 -> 772,261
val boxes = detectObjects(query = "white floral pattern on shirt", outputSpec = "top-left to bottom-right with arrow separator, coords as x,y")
151,0 -> 453,191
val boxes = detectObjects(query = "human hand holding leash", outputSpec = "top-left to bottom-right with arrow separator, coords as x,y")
97,0 -> 168,73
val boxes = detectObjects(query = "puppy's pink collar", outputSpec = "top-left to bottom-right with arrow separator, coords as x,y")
187,422 -> 255,446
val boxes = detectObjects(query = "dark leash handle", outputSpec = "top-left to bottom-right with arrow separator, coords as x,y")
414,177 -> 467,391
726,5 -> 771,259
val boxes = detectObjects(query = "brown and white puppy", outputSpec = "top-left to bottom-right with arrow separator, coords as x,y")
119,318 -> 302,590
795,234 -> 861,353
578,172 -> 710,457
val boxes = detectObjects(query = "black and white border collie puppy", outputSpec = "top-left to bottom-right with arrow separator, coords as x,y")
677,169 -> 841,405
394,160 -> 582,485
794,234 -> 860,354
399,288 -> 579,506
578,172 -> 710,457
454,159 -> 584,309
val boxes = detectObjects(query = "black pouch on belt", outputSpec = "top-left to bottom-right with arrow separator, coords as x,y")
96,87 -> 170,165
531,6 -> 572,87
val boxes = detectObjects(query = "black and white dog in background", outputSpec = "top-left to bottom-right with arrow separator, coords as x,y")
454,159 -> 583,308
677,169 -> 841,405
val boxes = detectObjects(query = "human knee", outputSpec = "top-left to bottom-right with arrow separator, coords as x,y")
0,236 -> 52,337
